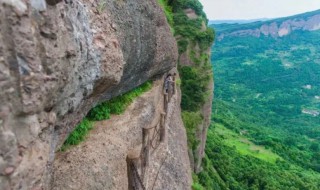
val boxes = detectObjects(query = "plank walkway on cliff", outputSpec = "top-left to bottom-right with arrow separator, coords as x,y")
128,74 -> 176,190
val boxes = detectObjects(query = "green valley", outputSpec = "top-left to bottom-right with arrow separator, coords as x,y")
195,10 -> 320,190
214,123 -> 282,164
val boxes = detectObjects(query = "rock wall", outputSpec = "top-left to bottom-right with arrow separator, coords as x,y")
52,77 -> 192,190
0,0 -> 179,189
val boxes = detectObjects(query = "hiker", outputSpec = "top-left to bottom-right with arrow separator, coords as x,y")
164,74 -> 173,94
164,74 -> 173,110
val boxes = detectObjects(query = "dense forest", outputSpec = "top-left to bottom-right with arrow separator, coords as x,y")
194,18 -> 320,189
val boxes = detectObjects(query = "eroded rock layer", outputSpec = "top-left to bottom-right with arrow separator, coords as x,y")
52,78 -> 192,190
0,0 -> 178,189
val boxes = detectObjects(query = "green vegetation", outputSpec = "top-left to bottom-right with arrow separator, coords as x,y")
197,21 -> 320,188
158,0 -> 215,52
158,0 -> 174,27
192,173 -> 206,190
179,65 -> 211,111
215,124 -> 282,164
158,1 -> 214,187
60,119 -> 93,151
87,81 -> 152,121
179,61 -> 212,158
173,10 -> 214,51
192,183 -> 204,190
158,2 -> 214,182
61,81 -> 152,151
197,128 -> 320,189
170,0 -> 205,16
182,111 -> 202,150
212,31 -> 320,171
160,0 -> 214,155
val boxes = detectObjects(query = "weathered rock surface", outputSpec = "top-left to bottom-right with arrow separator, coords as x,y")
52,78 -> 192,190
0,0 -> 178,189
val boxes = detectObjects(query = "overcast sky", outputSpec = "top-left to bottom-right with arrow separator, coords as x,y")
199,0 -> 320,20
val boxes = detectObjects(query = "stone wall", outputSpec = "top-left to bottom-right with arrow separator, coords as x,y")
0,0 -> 178,189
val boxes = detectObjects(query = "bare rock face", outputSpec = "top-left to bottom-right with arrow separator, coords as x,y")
0,0 -> 177,189
51,78 -> 192,190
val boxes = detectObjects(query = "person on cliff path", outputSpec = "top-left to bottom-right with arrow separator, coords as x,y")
172,72 -> 177,95
164,74 -> 173,111
164,74 -> 173,94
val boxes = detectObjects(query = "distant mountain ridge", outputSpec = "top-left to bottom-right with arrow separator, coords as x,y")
212,9 -> 320,40
209,18 -> 270,25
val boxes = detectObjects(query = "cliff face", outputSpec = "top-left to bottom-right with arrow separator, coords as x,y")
52,77 -> 192,190
177,13 -> 214,174
180,47 -> 213,174
216,10 -> 320,40
0,0 -> 186,189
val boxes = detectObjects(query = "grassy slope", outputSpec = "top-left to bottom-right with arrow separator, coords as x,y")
214,124 -> 282,164
199,123 -> 320,190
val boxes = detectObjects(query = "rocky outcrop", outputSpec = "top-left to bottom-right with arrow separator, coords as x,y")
52,78 -> 192,190
194,77 -> 213,173
178,23 -> 214,173
0,0 -> 178,189
217,12 -> 320,40
179,50 -> 213,173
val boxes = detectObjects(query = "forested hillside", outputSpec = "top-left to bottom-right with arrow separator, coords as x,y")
196,11 -> 320,190
158,0 -> 215,176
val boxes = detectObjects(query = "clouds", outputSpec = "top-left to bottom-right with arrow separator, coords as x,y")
199,0 -> 320,20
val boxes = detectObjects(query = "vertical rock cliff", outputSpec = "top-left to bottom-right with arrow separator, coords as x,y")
179,30 -> 214,174
0,0 -> 213,189
165,1 -> 215,174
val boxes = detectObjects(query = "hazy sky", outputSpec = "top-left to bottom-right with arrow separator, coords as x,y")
199,0 -> 320,20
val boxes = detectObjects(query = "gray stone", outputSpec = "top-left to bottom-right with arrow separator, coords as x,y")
0,176 -> 10,190
2,0 -> 27,15
0,0 -> 178,189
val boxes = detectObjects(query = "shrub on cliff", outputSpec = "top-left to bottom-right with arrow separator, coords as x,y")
61,81 -> 153,151
182,111 -> 202,150
170,0 -> 206,18
87,102 -> 111,121
196,28 -> 215,51
60,119 -> 93,151
192,183 -> 204,190
87,81 -> 152,121
179,65 -> 211,112
158,0 -> 174,27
